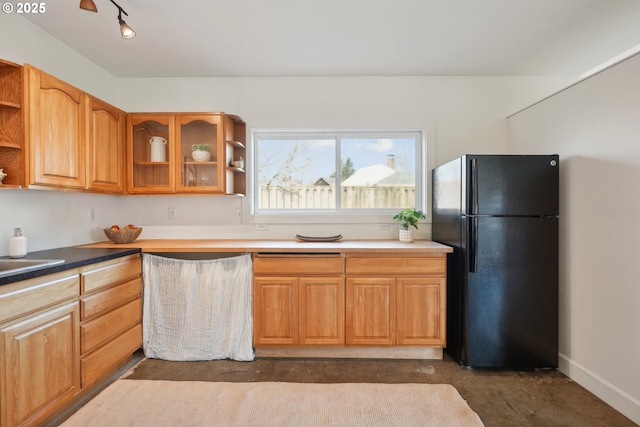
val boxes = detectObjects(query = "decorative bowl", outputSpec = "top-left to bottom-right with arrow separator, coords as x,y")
103,227 -> 142,244
192,150 -> 211,162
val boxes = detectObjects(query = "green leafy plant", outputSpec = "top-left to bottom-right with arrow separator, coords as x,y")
393,207 -> 425,230
191,144 -> 210,152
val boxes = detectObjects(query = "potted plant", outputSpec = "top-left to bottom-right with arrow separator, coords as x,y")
393,207 -> 425,242
191,144 -> 211,162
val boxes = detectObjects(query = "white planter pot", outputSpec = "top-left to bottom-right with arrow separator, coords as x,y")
192,150 -> 211,162
399,228 -> 414,242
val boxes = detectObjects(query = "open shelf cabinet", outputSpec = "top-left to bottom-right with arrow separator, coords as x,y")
0,59 -> 23,188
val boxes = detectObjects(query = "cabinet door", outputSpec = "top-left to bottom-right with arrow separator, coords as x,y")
0,302 -> 80,427
396,277 -> 446,346
126,114 -> 175,193
253,277 -> 298,346
26,66 -> 86,189
299,277 -> 344,346
87,97 -> 124,193
346,277 -> 395,346
175,114 -> 224,193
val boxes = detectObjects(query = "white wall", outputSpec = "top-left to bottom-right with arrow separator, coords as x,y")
0,14 -> 118,104
0,13 -> 574,253
507,54 -> 640,425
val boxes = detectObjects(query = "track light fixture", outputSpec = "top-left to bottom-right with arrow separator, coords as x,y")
79,0 -> 98,12
79,0 -> 136,39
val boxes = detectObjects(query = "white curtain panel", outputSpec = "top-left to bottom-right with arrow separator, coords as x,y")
142,253 -> 255,361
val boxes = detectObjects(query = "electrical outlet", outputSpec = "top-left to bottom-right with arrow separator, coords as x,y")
168,208 -> 177,220
89,207 -> 96,221
378,223 -> 389,230
256,224 -> 268,231
236,208 -> 242,220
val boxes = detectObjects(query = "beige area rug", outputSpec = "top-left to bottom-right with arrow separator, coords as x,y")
60,380 -> 484,427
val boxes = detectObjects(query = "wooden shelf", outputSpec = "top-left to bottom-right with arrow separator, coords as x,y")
183,161 -> 218,165
0,142 -> 21,149
0,100 -> 20,109
226,140 -> 245,149
133,161 -> 170,166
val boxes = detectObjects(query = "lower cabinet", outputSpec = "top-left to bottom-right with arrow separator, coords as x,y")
0,253 -> 142,427
0,303 -> 80,427
253,254 -> 344,347
0,272 -> 81,427
345,253 -> 447,347
252,252 -> 447,349
345,277 -> 395,346
396,277 -> 446,346
79,254 -> 142,388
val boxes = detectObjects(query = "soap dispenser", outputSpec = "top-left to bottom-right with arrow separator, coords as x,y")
9,228 -> 27,258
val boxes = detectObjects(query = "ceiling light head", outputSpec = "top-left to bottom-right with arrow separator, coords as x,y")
79,0 -> 98,12
118,15 -> 136,39
120,23 -> 136,39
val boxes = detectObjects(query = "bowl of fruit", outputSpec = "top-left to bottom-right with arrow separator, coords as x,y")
103,224 -> 142,244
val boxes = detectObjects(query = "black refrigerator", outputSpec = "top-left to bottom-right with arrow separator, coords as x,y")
432,155 -> 559,368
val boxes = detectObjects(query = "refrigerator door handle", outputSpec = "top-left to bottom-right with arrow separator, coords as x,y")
470,157 -> 479,215
469,217 -> 478,273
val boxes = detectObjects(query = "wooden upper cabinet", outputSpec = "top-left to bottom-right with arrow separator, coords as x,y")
126,112 -> 246,195
87,96 -> 124,193
0,59 -> 24,188
224,115 -> 246,195
126,113 -> 175,194
25,65 -> 87,189
175,114 -> 223,193
23,64 -> 125,193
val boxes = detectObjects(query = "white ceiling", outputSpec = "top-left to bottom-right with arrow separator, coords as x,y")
23,0 -> 640,78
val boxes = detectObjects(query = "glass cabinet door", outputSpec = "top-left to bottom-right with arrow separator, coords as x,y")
128,115 -> 174,193
176,114 -> 223,192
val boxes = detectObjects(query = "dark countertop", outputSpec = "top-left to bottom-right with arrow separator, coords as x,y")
0,247 -> 141,286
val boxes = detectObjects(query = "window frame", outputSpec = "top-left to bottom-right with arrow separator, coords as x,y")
243,127 -> 433,225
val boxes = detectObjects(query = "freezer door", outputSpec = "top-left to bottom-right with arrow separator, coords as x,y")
463,155 -> 559,216
462,216 -> 558,368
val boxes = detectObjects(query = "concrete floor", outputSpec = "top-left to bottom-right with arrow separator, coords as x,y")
51,350 -> 637,427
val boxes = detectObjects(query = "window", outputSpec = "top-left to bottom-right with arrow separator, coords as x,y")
252,130 -> 423,215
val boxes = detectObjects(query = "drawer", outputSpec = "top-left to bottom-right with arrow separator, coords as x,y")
81,298 -> 142,355
80,277 -> 142,321
345,255 -> 446,276
254,254 -> 343,275
81,323 -> 142,388
81,255 -> 141,294
0,271 -> 79,324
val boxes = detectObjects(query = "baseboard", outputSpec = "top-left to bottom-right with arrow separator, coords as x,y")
256,347 -> 443,359
559,352 -> 640,425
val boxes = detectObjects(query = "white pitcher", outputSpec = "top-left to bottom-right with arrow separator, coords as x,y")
149,136 -> 167,162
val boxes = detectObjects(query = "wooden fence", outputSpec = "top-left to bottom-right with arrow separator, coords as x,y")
259,185 -> 415,209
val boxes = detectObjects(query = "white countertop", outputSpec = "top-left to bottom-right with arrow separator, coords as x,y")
81,239 -> 453,254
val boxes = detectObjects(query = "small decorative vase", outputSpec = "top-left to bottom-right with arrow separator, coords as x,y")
0,168 -> 6,184
399,228 -> 414,242
192,150 -> 211,162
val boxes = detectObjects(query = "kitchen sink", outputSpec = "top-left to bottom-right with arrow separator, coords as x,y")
0,259 -> 65,278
